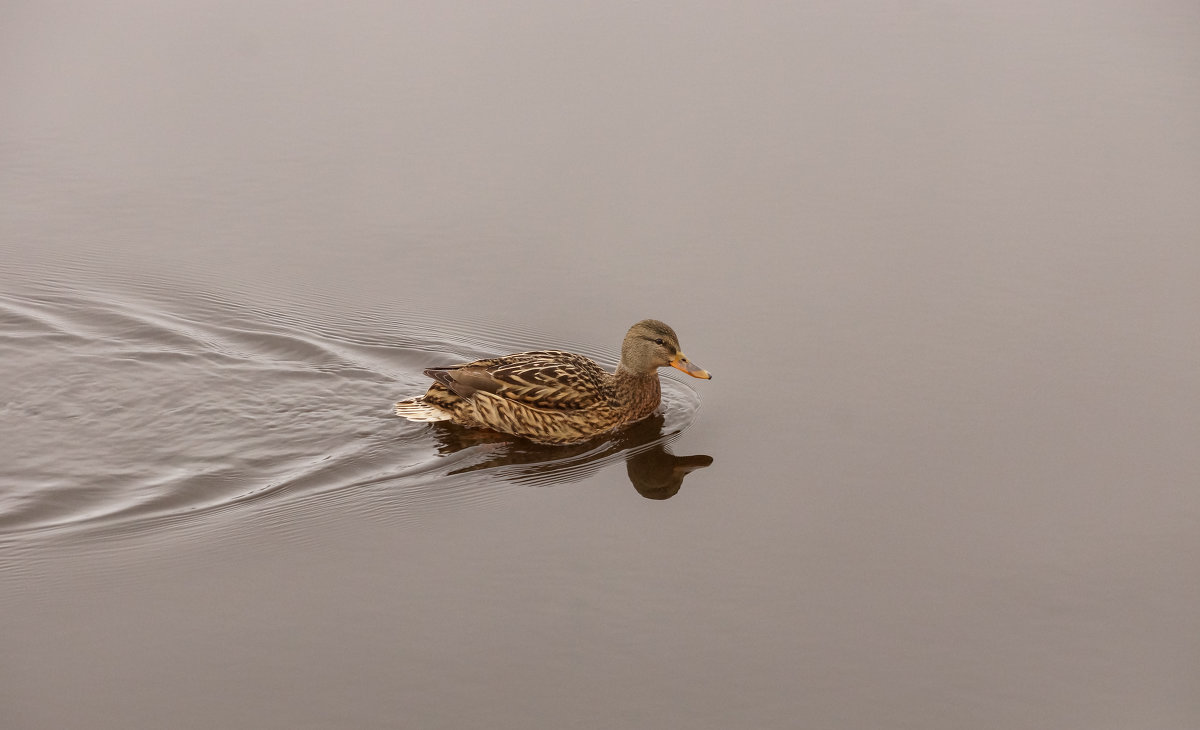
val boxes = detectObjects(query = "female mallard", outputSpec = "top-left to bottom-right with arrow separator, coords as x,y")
394,319 -> 711,445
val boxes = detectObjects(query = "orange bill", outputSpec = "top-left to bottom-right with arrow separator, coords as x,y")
670,353 -> 712,379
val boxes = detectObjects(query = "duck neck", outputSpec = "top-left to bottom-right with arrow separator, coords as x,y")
614,367 -> 661,422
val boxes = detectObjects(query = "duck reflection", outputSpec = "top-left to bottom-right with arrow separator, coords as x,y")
426,414 -> 713,499
624,442 -> 713,500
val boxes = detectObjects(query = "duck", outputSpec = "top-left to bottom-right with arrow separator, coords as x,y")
394,319 -> 711,445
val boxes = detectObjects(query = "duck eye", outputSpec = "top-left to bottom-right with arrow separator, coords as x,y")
654,338 -> 664,345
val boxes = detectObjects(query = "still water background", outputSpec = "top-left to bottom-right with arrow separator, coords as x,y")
3,2 -> 1199,728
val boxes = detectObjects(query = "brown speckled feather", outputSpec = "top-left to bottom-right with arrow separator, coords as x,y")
394,321 -> 709,445
426,351 -> 611,410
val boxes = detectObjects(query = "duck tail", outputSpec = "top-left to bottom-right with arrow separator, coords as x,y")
393,398 -> 453,422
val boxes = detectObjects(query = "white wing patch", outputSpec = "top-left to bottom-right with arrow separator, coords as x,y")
394,399 -> 453,422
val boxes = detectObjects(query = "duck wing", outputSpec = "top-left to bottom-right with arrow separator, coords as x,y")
425,350 -> 611,410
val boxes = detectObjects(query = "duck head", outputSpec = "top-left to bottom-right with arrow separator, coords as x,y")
619,319 -> 712,379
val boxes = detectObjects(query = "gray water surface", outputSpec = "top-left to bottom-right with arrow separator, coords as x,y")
3,3 -> 1199,729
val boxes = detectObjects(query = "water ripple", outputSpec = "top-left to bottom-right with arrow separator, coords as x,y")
0,278 -> 709,549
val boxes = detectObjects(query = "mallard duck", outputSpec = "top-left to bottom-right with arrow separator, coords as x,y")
394,319 -> 711,445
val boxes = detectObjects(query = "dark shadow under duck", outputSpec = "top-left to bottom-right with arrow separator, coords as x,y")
427,412 -> 713,499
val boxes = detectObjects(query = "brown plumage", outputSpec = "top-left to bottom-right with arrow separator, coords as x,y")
394,320 -> 711,445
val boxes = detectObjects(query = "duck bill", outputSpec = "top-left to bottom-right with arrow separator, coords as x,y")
670,353 -> 712,379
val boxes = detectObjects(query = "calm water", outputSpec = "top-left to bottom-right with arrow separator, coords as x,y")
3,2 -> 1199,728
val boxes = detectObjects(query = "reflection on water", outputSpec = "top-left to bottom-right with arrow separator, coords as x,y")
626,442 -> 713,500
427,413 -> 714,499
